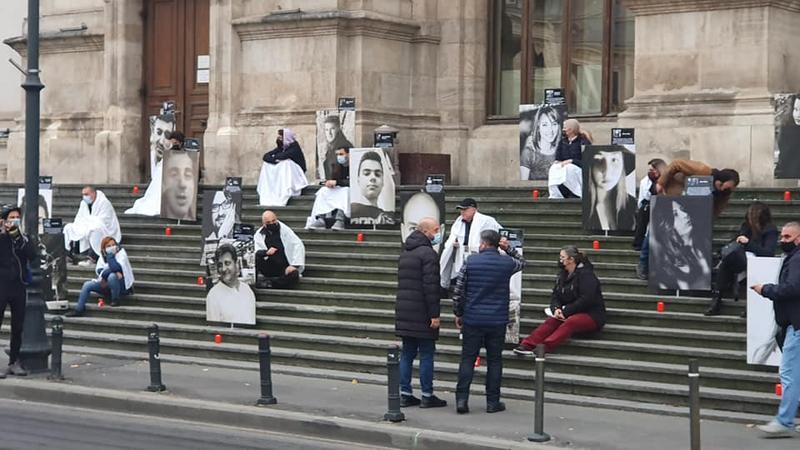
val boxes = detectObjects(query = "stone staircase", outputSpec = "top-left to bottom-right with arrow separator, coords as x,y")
1,183 -> 798,423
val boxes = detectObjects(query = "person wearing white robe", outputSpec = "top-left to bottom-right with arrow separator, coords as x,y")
439,198 -> 502,289
306,147 -> 351,230
63,186 -> 122,261
257,128 -> 308,207
205,244 -> 256,325
254,211 -> 305,289
125,113 -> 176,216
66,238 -> 134,316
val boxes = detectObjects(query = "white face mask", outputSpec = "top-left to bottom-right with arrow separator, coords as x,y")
105,246 -> 117,256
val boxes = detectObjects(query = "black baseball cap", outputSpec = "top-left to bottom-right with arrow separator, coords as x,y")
1,204 -> 20,220
456,198 -> 477,210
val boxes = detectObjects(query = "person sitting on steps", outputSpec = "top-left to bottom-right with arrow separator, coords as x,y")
66,236 -> 135,317
306,147 -> 350,231
514,246 -> 606,355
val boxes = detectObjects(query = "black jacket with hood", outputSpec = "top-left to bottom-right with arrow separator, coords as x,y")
549,260 -> 606,327
395,230 -> 441,340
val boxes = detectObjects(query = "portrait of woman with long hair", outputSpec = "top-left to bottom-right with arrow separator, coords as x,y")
583,145 -> 637,231
520,104 -> 564,180
774,93 -> 800,178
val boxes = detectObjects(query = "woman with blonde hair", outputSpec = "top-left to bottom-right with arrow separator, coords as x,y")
548,118 -> 592,198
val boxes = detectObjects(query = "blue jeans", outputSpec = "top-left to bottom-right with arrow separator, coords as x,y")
639,228 -> 650,272
456,324 -> 506,405
399,336 -> 436,397
776,325 -> 800,427
75,276 -> 125,312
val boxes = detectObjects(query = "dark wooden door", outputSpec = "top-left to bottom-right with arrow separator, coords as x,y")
143,0 -> 209,176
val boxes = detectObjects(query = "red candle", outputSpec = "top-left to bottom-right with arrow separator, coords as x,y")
592,240 -> 600,250
532,189 -> 540,199
784,191 -> 791,202
357,233 -> 364,242
214,334 -> 222,344
165,227 -> 172,236
132,185 -> 140,194
657,301 -> 665,313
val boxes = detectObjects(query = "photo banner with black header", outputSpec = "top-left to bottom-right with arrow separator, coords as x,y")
425,174 -> 445,193
544,88 -> 566,106
684,176 -> 713,196
41,218 -> 68,310
500,228 -> 524,344
648,196 -> 713,291
338,97 -> 356,111
773,93 -> 800,178
349,148 -> 397,227
610,128 -> 635,146
519,103 -> 567,181
400,190 -> 445,252
204,234 -> 256,326
316,109 -> 356,181
582,145 -> 637,231
18,187 -> 52,235
201,190 -> 242,244
160,148 -> 200,221
225,177 -> 242,193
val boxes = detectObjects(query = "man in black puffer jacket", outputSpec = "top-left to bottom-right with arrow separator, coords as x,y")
395,217 -> 447,408
0,205 -> 37,378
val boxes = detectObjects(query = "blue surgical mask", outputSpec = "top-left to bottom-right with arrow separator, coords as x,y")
336,155 -> 347,165
8,218 -> 21,228
105,246 -> 117,256
82,195 -> 93,205
431,233 -> 442,245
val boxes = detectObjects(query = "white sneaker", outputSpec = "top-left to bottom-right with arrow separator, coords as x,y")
757,420 -> 794,438
77,259 -> 95,267
305,217 -> 326,230
331,220 -> 345,231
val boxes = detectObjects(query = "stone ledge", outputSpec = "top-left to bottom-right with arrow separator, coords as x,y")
232,9 -> 440,45
4,30 -> 104,56
623,0 -> 800,15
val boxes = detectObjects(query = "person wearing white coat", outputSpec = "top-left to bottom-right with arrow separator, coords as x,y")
63,186 -> 122,264
254,210 -> 305,289
67,236 -> 134,316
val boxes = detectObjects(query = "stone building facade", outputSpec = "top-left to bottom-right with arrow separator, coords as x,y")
2,0 -> 799,187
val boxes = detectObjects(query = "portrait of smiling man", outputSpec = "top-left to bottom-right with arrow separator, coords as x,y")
205,243 -> 256,325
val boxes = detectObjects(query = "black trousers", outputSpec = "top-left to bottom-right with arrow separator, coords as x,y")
255,250 -> 300,288
633,202 -> 650,250
0,283 -> 26,364
455,324 -> 506,405
716,250 -> 747,296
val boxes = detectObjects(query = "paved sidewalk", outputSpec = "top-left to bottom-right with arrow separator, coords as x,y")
1,352 -> 797,450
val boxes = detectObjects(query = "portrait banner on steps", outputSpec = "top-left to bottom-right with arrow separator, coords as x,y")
41,218 -> 68,310
316,109 -> 356,181
500,228 -> 524,344
648,196 -> 713,291
581,145 -> 637,232
746,256 -> 783,366
160,148 -> 200,221
17,187 -> 53,235
201,190 -> 242,244
349,148 -> 397,227
519,103 -> 567,181
399,190 -> 445,253
204,241 -> 256,326
773,93 -> 800,178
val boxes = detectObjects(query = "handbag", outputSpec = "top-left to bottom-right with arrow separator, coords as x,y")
720,241 -> 747,273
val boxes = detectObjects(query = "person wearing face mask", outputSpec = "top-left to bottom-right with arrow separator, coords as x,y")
548,119 -> 593,199
633,158 -> 667,250
257,128 -> 309,207
452,230 -> 525,414
514,246 -> 605,357
254,210 -> 305,289
395,217 -> 447,409
751,222 -> 800,438
439,198 -> 501,291
66,236 -> 134,317
63,185 -> 122,267
306,147 -> 351,231
0,205 -> 37,378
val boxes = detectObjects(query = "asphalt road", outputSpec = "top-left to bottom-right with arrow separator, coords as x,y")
0,399 -> 394,450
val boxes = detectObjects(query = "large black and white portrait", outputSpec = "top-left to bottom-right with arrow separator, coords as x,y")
201,190 -> 242,242
349,148 -> 396,226
582,145 -> 637,231
160,149 -> 199,221
519,104 -> 566,180
400,191 -> 445,252
125,105 -> 177,216
316,109 -> 356,181
41,222 -> 68,306
17,188 -> 52,234
773,93 -> 800,178
648,196 -> 713,291
205,243 -> 256,325
746,256 -> 782,366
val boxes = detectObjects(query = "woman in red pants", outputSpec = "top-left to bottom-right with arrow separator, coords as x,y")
514,246 -> 606,355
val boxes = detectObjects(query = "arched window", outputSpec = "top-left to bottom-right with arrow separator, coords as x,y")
488,0 -> 634,119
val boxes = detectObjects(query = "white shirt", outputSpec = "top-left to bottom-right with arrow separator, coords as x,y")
206,281 -> 256,325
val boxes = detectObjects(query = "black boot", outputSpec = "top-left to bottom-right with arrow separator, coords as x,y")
704,293 -> 722,316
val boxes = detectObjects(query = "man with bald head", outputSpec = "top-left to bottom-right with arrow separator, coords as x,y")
752,221 -> 800,437
254,210 -> 305,289
395,217 -> 447,409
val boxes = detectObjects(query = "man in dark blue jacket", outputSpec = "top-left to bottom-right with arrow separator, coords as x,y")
752,221 -> 800,437
0,205 -> 37,378
452,229 -> 525,414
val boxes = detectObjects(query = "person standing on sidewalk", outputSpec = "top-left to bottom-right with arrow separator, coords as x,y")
395,217 -> 447,408
752,221 -> 800,438
0,205 -> 37,378
452,230 -> 526,414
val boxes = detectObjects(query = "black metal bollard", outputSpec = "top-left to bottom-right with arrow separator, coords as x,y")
146,324 -> 166,392
48,316 -> 64,381
688,359 -> 701,450
383,344 -> 405,422
255,334 -> 278,406
528,344 -> 551,443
